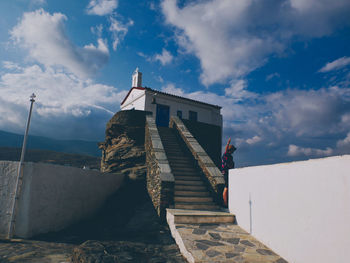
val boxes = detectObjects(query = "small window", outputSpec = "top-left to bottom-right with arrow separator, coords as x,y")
177,110 -> 182,119
189,110 -> 198,121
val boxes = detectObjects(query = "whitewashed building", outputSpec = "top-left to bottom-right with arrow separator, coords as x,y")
121,68 -> 223,127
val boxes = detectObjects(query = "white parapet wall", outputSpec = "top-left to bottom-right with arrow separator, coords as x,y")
228,155 -> 350,263
0,161 -> 124,238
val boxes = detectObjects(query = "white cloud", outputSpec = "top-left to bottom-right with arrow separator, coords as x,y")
161,0 -> 350,85
2,61 -> 21,71
91,24 -> 104,37
319,56 -> 350,73
154,49 -> 174,65
0,63 -> 127,140
138,49 -> 174,66
161,83 -> 184,96
10,9 -> 109,78
157,82 -> 350,165
86,0 -> 118,16
246,136 -> 262,145
225,79 -> 256,101
337,132 -> 350,148
109,16 -> 133,51
31,0 -> 46,5
287,145 -> 333,157
266,73 -> 280,81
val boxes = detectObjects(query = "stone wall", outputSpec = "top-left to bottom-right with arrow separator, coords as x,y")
181,119 -> 222,167
99,110 -> 150,181
145,116 -> 174,219
170,116 -> 225,203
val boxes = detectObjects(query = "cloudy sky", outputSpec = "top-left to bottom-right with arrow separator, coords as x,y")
0,0 -> 350,167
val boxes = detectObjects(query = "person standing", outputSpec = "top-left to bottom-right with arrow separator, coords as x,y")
221,138 -> 236,207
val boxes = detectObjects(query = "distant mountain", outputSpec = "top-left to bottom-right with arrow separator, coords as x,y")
0,147 -> 100,170
0,130 -> 101,157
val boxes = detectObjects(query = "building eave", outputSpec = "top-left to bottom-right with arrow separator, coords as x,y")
144,87 -> 222,110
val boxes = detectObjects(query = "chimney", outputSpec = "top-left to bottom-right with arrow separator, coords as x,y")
132,67 -> 142,87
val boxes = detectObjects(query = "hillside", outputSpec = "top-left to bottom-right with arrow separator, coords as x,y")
0,147 -> 101,170
0,130 -> 101,157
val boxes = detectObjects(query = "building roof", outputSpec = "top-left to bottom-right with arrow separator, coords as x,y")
121,86 -> 222,110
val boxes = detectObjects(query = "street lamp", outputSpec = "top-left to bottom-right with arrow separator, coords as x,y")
8,93 -> 36,238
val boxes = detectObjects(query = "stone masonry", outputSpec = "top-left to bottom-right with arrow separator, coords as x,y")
168,221 -> 288,263
145,115 -> 175,218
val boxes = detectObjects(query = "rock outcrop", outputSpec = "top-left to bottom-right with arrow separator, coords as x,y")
99,110 -> 151,181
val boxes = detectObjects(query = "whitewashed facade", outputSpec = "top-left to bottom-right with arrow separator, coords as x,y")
120,69 -> 222,127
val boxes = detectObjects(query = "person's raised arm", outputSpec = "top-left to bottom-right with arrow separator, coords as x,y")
225,138 -> 231,153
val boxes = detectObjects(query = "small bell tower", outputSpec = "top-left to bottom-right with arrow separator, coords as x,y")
132,67 -> 142,88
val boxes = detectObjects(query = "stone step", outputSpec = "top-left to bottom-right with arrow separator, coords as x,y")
175,185 -> 207,191
175,180 -> 204,186
173,171 -> 200,177
171,167 -> 196,172
167,158 -> 193,163
165,151 -> 186,155
171,167 -> 197,173
159,137 -> 176,141
175,190 -> 210,197
162,141 -> 181,144
175,203 -> 219,210
174,196 -> 213,203
168,159 -> 194,165
167,209 -> 235,224
174,176 -> 201,181
169,160 -> 194,165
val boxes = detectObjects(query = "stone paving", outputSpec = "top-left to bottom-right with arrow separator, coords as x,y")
172,222 -> 288,263
0,238 -> 73,263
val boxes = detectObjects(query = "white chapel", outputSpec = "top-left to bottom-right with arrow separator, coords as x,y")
120,68 -> 223,128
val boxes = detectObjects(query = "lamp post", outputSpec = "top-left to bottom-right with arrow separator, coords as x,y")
8,93 -> 36,238
18,93 -> 36,170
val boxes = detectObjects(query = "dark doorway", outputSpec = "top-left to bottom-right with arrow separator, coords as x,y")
156,104 -> 170,127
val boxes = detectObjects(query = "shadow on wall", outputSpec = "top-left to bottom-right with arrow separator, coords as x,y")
33,177 -> 173,244
182,119 -> 222,168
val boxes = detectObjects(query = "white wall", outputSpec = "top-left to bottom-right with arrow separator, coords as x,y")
121,88 -> 145,110
144,90 -> 222,127
0,161 -> 124,238
0,161 -> 18,238
229,155 -> 350,263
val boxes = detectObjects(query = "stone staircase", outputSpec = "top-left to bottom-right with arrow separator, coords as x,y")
158,127 -> 219,211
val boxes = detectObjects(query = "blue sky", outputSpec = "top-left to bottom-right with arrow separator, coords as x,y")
0,0 -> 350,167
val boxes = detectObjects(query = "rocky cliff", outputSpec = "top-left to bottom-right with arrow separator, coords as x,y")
99,110 -> 151,181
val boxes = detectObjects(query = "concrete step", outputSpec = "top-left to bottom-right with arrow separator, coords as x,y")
175,190 -> 210,197
174,176 -> 201,181
175,180 -> 204,186
175,203 -> 219,210
167,209 -> 235,224
174,196 -> 213,203
175,185 -> 207,191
